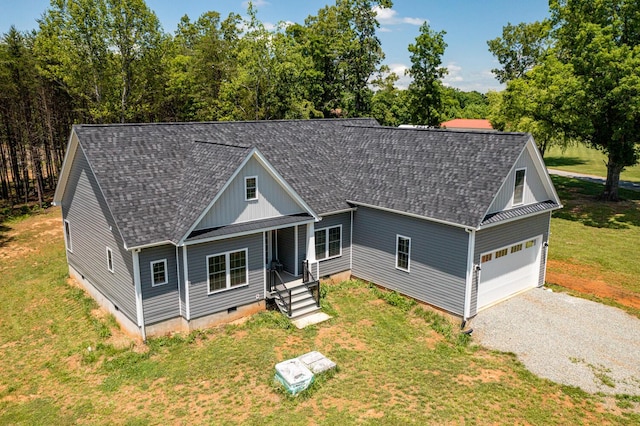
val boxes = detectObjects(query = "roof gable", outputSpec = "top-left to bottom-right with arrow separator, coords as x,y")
179,147 -> 319,244
484,138 -> 561,216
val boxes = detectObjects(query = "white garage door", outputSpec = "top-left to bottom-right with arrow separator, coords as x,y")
477,235 -> 542,310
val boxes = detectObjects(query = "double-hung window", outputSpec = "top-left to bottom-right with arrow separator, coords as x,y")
207,249 -> 248,293
106,247 -> 114,273
245,176 -> 258,201
64,219 -> 72,252
314,225 -> 341,260
151,259 -> 168,286
513,168 -> 526,205
396,235 -> 411,272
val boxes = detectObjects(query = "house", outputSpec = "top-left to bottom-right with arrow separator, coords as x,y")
440,119 -> 494,131
53,119 -> 561,338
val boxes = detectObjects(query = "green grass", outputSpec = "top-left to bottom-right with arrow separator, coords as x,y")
545,144 -> 640,182
549,175 -> 640,296
2,208 -> 639,424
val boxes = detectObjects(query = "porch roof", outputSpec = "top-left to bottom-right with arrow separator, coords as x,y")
185,214 -> 314,244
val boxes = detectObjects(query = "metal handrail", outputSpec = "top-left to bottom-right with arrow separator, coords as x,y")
302,260 -> 321,307
271,269 -> 292,317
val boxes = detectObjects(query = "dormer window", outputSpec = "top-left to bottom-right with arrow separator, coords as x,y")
513,169 -> 525,205
245,176 -> 258,201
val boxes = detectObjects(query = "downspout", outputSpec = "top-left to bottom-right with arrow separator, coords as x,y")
132,249 -> 146,341
541,211 -> 552,286
175,246 -> 182,317
349,210 -> 354,271
463,228 -> 476,324
183,245 -> 190,321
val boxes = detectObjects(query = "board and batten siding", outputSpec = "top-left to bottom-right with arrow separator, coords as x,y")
316,213 -> 351,277
194,156 -> 306,230
186,234 -> 264,319
60,147 -> 137,322
471,212 -> 551,315
351,207 -> 468,315
139,244 -> 180,325
487,147 -> 551,214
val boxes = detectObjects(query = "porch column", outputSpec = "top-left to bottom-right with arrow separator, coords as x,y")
306,222 -> 316,263
294,226 -> 299,276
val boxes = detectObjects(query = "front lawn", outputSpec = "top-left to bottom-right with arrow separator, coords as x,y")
545,144 -> 640,183
1,208 -> 638,424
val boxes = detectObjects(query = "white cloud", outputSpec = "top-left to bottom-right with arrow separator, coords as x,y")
379,27 -> 392,33
442,62 -> 463,87
373,6 -> 425,26
402,17 -> 425,26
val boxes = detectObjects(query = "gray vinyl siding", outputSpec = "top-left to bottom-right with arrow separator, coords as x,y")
487,147 -> 552,214
298,225 -> 307,268
60,147 -> 137,322
186,233 -> 264,319
277,227 -> 297,275
471,212 -> 551,315
352,207 -> 468,315
316,213 -> 351,277
139,245 -> 180,325
195,156 -> 305,230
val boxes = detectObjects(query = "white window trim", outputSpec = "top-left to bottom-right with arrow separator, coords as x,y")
64,219 -> 72,253
244,176 -> 258,201
106,247 -> 114,273
512,167 -> 526,206
150,259 -> 168,286
395,234 -> 411,272
314,224 -> 342,261
206,248 -> 249,295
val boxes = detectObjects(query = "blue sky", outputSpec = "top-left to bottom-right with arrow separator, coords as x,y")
3,0 -> 550,93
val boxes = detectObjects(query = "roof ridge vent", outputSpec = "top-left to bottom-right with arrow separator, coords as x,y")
193,140 -> 252,149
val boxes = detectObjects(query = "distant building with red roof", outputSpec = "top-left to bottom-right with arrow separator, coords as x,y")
440,119 -> 493,131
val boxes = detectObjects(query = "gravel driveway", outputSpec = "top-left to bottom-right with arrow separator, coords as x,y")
472,287 -> 640,395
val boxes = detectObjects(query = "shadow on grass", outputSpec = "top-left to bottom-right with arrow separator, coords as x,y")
551,175 -> 640,228
0,224 -> 14,248
544,156 -> 588,168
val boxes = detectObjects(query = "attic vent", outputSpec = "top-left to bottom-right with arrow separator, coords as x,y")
194,140 -> 252,149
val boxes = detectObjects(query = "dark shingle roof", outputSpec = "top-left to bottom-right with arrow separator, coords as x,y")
71,119 -> 535,248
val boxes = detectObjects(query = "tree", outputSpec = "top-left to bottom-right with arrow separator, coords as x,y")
406,21 -> 447,126
550,0 -> 640,200
493,54 -> 584,157
370,66 -> 410,126
487,20 -> 552,83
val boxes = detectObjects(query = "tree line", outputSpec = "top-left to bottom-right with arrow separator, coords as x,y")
1,0 -> 491,209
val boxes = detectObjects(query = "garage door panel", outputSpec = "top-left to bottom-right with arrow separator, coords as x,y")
478,236 -> 541,310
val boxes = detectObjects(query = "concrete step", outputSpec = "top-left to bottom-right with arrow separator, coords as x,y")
290,304 -> 321,319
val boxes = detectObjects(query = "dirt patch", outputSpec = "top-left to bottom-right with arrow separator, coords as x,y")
455,369 -> 507,385
546,259 -> 640,309
315,325 -> 367,352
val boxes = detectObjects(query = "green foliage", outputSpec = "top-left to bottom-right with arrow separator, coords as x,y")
406,21 -> 447,126
369,284 -> 416,312
441,87 -> 490,121
487,20 -> 552,83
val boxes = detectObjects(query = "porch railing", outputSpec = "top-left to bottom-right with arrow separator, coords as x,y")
302,260 -> 321,307
270,269 -> 292,317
